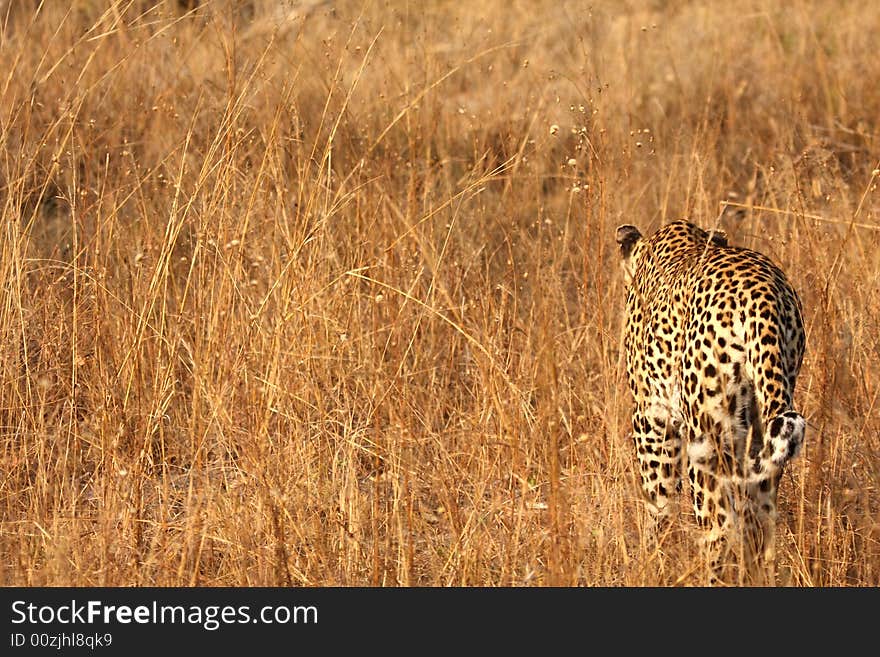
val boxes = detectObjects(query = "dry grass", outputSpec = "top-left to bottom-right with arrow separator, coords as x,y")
0,0 -> 878,586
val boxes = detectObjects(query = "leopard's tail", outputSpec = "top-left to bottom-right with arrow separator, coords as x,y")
746,291 -> 806,481
747,411 -> 805,482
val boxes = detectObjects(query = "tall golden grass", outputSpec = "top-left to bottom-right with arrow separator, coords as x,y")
0,0 -> 877,586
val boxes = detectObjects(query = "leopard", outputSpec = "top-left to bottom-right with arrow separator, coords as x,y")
615,219 -> 806,585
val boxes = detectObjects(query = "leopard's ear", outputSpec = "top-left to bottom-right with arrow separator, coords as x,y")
616,225 -> 643,286
708,229 -> 728,247
615,224 -> 642,261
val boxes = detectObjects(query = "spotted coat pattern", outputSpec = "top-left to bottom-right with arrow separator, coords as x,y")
616,220 -> 806,584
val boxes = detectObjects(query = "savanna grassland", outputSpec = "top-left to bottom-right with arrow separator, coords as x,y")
1,0 -> 878,586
